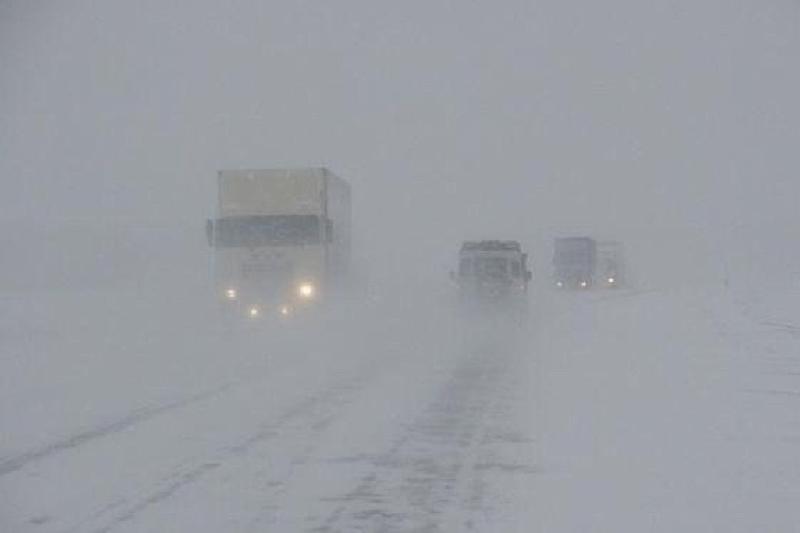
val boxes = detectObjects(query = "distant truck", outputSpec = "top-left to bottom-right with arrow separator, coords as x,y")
206,168 -> 351,319
553,237 -> 596,289
596,240 -> 625,288
452,240 -> 531,309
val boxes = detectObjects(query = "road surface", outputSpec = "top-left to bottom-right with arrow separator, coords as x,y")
1,283 -> 799,532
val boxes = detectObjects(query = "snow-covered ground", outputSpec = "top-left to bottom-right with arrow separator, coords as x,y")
1,280 -> 799,532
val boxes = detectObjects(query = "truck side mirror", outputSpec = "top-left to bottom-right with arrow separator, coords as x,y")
526,271 -> 533,282
205,219 -> 214,246
326,220 -> 334,243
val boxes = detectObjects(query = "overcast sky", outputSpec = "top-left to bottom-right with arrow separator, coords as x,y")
2,0 -> 798,269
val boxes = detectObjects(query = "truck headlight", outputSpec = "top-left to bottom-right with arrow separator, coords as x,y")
225,288 -> 237,300
580,281 -> 588,288
248,305 -> 260,318
297,282 -> 315,299
279,305 -> 290,316
607,277 -> 615,284
556,281 -> 564,288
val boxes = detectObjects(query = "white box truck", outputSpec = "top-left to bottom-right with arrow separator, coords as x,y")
206,168 -> 351,319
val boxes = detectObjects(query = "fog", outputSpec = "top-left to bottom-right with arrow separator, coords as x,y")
2,1 -> 800,531
3,0 -> 800,286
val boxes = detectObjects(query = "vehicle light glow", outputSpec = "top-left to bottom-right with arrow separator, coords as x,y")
298,283 -> 315,299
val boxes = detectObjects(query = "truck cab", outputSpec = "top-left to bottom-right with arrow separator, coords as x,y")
452,241 -> 531,308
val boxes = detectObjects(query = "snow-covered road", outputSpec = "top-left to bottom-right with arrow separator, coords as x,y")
2,283 -> 799,532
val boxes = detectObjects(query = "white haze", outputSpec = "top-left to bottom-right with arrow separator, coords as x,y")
1,1 -> 799,532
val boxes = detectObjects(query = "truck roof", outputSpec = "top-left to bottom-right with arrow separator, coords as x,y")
218,167 -> 346,183
555,236 -> 595,244
461,240 -> 521,252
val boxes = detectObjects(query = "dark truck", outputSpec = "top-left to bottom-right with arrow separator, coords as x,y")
452,240 -> 532,312
553,237 -> 596,289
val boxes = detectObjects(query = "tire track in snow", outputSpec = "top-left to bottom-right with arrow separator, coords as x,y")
312,346 -> 537,533
79,377 -> 367,533
0,381 -> 240,477
761,321 -> 800,339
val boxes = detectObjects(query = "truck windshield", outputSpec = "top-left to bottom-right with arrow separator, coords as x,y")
214,215 -> 321,247
555,240 -> 594,266
556,249 -> 591,265
474,257 -> 508,279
